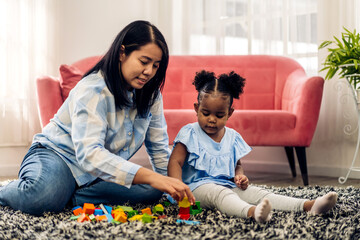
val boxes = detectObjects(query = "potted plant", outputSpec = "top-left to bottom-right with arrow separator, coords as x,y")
318,27 -> 360,90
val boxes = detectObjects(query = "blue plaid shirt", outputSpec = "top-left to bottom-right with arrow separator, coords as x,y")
33,72 -> 170,188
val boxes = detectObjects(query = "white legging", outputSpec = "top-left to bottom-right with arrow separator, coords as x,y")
193,183 -> 307,218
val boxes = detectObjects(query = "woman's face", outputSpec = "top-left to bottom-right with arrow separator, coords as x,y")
120,42 -> 163,90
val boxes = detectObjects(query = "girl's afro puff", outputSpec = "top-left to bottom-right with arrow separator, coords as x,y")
217,71 -> 245,99
192,70 -> 216,92
192,70 -> 246,100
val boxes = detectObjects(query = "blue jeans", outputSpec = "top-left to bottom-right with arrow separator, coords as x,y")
0,143 -> 163,216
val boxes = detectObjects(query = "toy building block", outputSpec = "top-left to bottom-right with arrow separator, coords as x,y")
157,215 -> 167,219
77,213 -> 90,223
163,201 -> 171,206
114,212 -> 127,223
176,219 -> 200,225
152,204 -> 164,214
127,210 -> 138,218
116,205 -> 133,212
142,213 -> 152,223
94,208 -> 103,216
166,194 -> 177,204
72,206 -> 83,216
178,197 -> 191,208
88,214 -> 96,221
95,215 -> 108,222
99,204 -> 113,215
128,214 -> 143,222
179,207 -> 190,215
179,213 -> 190,220
141,207 -> 152,215
83,203 -> 95,215
70,215 -> 81,220
190,201 -> 202,215
105,213 -> 113,223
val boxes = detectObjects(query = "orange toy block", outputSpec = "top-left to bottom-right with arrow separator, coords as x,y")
95,215 -> 108,222
141,207 -> 152,215
77,213 -> 90,222
73,207 -> 83,216
114,212 -> 127,223
83,203 -> 95,215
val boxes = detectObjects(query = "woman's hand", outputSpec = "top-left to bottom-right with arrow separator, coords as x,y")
133,167 -> 195,205
151,174 -> 195,204
234,174 -> 249,190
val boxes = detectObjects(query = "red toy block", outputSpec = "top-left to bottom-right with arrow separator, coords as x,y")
179,207 -> 190,215
179,213 -> 190,220
83,203 -> 95,215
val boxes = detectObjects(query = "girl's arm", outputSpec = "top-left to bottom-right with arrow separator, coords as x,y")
167,142 -> 188,181
234,160 -> 249,190
167,142 -> 196,203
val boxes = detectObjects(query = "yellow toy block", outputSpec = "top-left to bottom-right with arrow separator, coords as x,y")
178,197 -> 191,208
141,207 -> 152,215
128,214 -> 143,222
114,211 -> 127,223
153,204 -> 164,214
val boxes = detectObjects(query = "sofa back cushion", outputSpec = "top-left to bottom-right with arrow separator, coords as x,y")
163,55 -> 303,110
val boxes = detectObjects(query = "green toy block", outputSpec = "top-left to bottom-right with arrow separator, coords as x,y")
152,204 -> 164,214
70,215 -> 81,220
116,205 -> 134,212
190,201 -> 202,215
127,210 -> 138,218
88,214 -> 96,221
163,201 -> 171,207
142,213 -> 152,223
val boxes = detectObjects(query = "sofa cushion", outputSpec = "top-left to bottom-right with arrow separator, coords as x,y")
59,64 -> 84,100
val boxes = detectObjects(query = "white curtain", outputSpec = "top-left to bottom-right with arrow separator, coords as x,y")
0,0 -> 56,146
167,0 -> 318,76
312,0 -> 360,177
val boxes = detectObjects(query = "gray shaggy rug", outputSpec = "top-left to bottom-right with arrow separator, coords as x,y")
0,182 -> 359,240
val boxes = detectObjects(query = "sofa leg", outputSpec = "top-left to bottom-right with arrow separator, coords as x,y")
284,147 -> 296,177
295,147 -> 309,186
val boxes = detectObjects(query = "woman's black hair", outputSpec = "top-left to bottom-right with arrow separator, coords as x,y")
84,20 -> 169,117
193,70 -> 246,107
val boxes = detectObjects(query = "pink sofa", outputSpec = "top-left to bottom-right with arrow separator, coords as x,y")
36,55 -> 324,186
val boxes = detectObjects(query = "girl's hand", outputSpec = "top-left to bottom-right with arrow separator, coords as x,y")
234,174 -> 249,190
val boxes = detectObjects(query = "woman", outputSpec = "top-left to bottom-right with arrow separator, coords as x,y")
0,20 -> 194,216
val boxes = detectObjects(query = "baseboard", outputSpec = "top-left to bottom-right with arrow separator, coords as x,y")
241,159 -> 360,179
0,165 -> 19,177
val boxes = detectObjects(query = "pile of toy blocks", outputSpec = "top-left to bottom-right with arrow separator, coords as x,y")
70,197 -> 203,225
176,197 -> 202,225
71,203 -> 166,223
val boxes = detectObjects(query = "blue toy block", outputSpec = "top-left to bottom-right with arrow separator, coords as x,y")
105,213 -> 114,223
94,209 -> 104,216
176,219 -> 200,225
166,194 -> 177,204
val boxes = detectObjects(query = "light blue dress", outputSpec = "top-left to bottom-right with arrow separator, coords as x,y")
173,122 -> 252,191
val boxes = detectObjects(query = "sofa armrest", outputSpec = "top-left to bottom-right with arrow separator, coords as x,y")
36,76 -> 63,128
282,69 -> 324,146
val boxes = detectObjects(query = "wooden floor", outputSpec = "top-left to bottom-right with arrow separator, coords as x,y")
1,171 -> 359,187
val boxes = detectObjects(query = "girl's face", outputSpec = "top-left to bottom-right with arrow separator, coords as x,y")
120,42 -> 162,90
194,92 -> 234,142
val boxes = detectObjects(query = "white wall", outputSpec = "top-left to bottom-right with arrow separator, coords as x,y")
2,0 -> 360,181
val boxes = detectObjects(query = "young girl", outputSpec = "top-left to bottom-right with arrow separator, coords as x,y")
168,70 -> 337,223
0,20 -> 193,216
